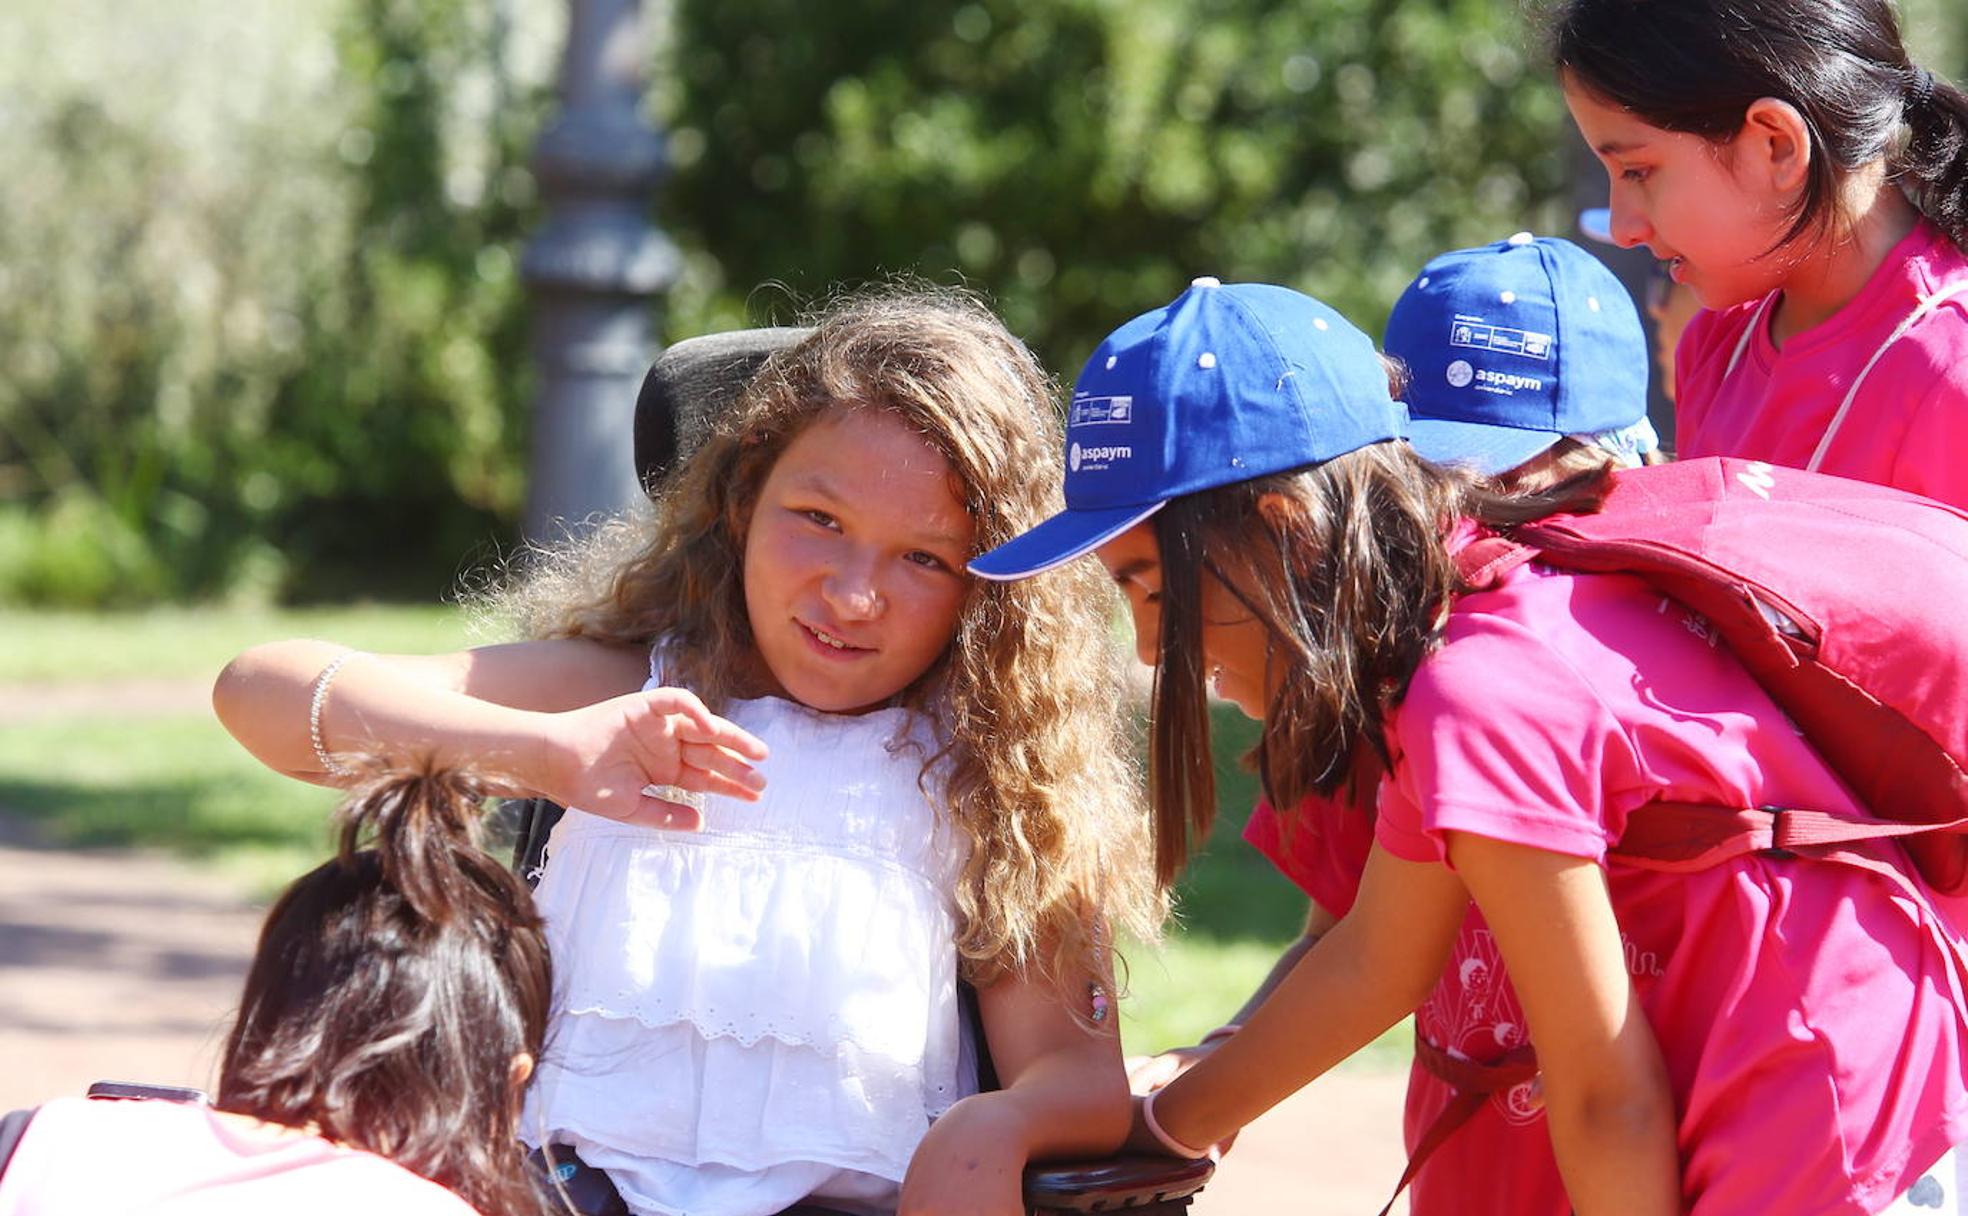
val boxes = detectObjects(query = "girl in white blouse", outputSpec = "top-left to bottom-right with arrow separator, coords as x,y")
213,288 -> 1162,1216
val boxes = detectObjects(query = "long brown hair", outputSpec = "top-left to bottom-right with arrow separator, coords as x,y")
509,285 -> 1161,992
1146,441 -> 1613,883
218,767 -> 554,1216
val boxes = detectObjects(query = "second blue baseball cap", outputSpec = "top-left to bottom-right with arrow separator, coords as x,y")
1386,233 -> 1649,475
970,278 -> 1403,581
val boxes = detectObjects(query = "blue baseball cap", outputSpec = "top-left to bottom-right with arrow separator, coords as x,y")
1393,232 -> 1653,474
969,278 -> 1403,581
1385,233 -> 1649,475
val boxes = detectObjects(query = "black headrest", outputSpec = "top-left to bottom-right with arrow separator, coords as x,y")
632,327 -> 814,496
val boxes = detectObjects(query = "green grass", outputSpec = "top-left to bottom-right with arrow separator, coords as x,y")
1119,931 -> 1413,1067
0,603 -> 480,683
0,602 -> 480,891
0,712 -> 345,891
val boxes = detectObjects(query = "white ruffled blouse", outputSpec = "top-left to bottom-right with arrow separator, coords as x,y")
523,662 -> 975,1216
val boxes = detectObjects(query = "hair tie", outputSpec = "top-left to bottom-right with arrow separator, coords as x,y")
1907,65 -> 1937,112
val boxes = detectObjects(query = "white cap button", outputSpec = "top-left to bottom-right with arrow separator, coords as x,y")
1198,352 -> 1217,369
1506,231 -> 1534,246
1190,275 -> 1222,289
1500,290 -> 1517,304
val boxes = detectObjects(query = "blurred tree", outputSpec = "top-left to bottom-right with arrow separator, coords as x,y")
0,0 -> 1961,605
0,0 -> 554,605
658,0 -> 1573,374
270,0 -> 547,599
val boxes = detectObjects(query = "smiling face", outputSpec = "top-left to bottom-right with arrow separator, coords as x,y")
1564,77 -> 1799,311
742,407 -> 974,714
1096,521 -> 1276,721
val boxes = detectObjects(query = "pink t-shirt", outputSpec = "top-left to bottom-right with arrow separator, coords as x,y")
1246,797 -> 1570,1215
0,1098 -> 479,1216
1675,220 -> 1968,507
1242,795 -> 1371,918
1374,559 -> 1968,1214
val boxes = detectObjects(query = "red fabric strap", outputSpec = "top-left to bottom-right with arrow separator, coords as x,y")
1451,534 -> 1536,589
1614,801 -> 1968,873
1375,1039 -> 1539,1216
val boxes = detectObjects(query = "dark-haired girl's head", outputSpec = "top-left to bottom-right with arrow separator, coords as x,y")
218,769 -> 552,1216
1552,0 -> 1968,304
1101,443 -> 1614,884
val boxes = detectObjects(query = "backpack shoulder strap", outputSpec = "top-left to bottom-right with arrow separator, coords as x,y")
1722,293 -> 1776,379
0,1106 -> 37,1184
1613,801 -> 1968,873
1452,533 -> 1539,590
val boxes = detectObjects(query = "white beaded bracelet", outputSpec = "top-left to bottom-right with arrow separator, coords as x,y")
308,651 -> 366,778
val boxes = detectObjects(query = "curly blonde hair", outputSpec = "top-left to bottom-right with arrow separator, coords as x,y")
513,286 -> 1162,994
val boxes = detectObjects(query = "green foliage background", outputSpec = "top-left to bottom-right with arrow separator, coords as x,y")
0,0 -> 553,606
2,0 -> 1963,605
660,0 -> 1571,364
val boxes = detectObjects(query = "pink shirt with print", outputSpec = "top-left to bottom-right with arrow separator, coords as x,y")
1675,220 -> 1968,507
1372,558 -> 1968,1215
1247,798 -> 1571,1216
0,1097 -> 479,1216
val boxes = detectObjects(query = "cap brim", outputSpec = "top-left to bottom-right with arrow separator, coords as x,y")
968,501 -> 1167,581
1405,416 -> 1561,477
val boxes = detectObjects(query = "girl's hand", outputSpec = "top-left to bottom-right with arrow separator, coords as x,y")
898,1094 -> 1028,1216
1125,1046 -> 1206,1094
1127,1041 -> 1230,1094
536,687 -> 768,829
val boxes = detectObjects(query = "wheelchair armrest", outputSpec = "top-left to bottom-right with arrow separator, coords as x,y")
1022,1154 -> 1215,1215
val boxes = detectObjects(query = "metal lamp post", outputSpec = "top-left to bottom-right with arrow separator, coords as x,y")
521,0 -> 678,542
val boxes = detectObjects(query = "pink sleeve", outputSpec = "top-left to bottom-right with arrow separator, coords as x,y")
1375,614 -> 1643,867
1891,369 -> 1968,512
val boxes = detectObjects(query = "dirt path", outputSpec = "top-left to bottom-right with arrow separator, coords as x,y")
0,678 -> 213,726
0,806 -> 1409,1209
0,816 -> 262,1110
1194,1067 -> 1411,1215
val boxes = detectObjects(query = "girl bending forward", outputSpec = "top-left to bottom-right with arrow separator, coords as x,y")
972,278 -> 1968,1215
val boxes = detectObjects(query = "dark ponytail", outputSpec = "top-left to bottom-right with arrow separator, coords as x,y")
1901,68 -> 1968,251
1551,0 -> 1968,251
219,766 -> 555,1216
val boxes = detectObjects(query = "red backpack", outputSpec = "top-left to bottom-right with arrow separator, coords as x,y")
1458,455 -> 1968,892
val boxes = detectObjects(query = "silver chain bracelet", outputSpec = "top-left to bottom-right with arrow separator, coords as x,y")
308,650 -> 366,777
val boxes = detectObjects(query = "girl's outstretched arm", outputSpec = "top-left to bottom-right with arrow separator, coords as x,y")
212,638 -> 767,825
1446,833 -> 1680,1216
1127,844 -> 1467,1154
1126,897 -> 1338,1099
898,963 -> 1129,1216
